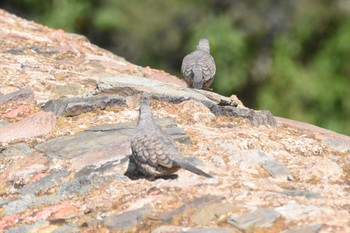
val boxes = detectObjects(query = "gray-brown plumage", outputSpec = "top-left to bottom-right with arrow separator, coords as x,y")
181,38 -> 216,90
130,95 -> 212,179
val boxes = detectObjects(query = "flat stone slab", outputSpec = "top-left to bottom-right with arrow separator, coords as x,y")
97,76 -> 276,126
322,137 -> 350,153
42,95 -> 125,116
0,143 -> 33,159
97,76 -> 209,102
0,87 -> 34,105
36,117 -> 190,160
70,141 -> 130,172
261,159 -> 294,180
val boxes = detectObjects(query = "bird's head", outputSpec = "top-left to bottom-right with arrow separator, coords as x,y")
197,38 -> 210,52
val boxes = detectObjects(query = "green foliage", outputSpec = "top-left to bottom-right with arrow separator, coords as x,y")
1,0 -> 349,134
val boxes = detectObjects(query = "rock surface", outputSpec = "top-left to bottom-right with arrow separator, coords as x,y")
0,9 -> 349,233
0,111 -> 56,143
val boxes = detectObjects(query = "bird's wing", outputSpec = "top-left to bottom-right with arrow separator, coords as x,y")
198,54 -> 216,81
132,132 -> 176,168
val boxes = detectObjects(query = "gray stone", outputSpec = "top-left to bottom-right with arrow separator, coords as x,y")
36,118 -> 189,160
75,157 -> 129,178
104,205 -> 152,230
322,137 -> 350,153
0,143 -> 33,158
228,208 -> 280,229
4,220 -> 48,233
280,224 -> 323,233
4,195 -> 62,215
152,195 -> 223,222
87,117 -> 191,144
280,189 -> 321,199
71,140 -> 131,172
261,159 -> 294,180
18,169 -> 69,195
42,95 -> 125,116
97,76 -> 276,126
215,106 -> 276,126
193,89 -> 238,107
58,176 -> 92,196
36,130 -> 129,159
97,76 -> 209,102
0,87 -> 33,105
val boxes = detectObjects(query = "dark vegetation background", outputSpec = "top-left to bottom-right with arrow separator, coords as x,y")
1,0 -> 349,135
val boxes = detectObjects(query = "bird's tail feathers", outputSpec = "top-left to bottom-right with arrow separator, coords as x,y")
193,67 -> 203,89
176,158 -> 213,178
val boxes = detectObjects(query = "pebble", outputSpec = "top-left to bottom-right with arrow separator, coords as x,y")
261,159 -> 294,180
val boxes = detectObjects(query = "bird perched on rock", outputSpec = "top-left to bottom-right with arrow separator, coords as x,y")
129,95 -> 212,179
181,38 -> 216,90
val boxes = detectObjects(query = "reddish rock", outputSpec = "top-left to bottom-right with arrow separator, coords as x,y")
276,117 -> 349,141
0,111 -> 56,142
0,215 -> 18,231
48,204 -> 80,221
2,105 -> 32,118
143,66 -> 187,87
0,152 -> 48,189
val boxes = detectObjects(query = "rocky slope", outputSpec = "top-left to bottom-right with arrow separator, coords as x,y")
0,9 -> 349,233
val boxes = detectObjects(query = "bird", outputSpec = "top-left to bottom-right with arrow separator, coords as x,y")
129,94 -> 212,180
181,38 -> 216,90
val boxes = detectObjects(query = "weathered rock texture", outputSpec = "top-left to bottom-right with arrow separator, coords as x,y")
0,9 -> 350,233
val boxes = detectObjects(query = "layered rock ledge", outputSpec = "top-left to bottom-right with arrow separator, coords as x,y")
0,9 -> 349,233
